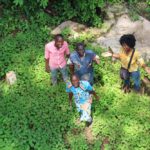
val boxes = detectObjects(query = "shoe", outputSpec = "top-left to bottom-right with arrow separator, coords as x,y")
86,119 -> 93,127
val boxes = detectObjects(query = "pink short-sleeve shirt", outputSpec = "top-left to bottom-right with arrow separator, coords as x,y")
45,41 -> 70,69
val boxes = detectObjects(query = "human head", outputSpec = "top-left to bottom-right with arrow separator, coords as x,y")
54,34 -> 64,49
120,34 -> 136,52
71,74 -> 80,87
76,43 -> 85,57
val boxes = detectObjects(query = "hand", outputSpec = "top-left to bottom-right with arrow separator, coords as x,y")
95,59 -> 100,64
45,66 -> 50,73
88,98 -> 93,104
94,55 -> 100,64
67,83 -> 72,88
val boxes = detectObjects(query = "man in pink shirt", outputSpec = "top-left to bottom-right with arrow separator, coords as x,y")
45,34 -> 70,85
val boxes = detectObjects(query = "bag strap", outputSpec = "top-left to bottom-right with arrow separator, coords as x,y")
127,48 -> 135,70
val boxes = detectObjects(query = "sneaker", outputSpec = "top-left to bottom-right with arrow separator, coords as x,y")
86,119 -> 93,127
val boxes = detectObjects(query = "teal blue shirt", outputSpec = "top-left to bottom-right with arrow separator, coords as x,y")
66,81 -> 93,104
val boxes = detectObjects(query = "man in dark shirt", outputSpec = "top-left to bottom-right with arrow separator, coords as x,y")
68,43 -> 100,85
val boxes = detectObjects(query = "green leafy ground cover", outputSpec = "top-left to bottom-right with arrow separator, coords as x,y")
0,11 -> 150,150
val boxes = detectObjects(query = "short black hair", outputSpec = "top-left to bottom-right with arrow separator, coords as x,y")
71,74 -> 79,80
119,34 -> 136,48
54,34 -> 64,40
76,42 -> 85,50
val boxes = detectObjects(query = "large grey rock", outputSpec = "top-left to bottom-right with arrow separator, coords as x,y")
51,20 -> 114,39
96,14 -> 150,61
105,4 -> 128,19
51,21 -> 86,35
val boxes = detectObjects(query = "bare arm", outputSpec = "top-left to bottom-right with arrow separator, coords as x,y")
89,90 -> 99,101
45,58 -> 50,73
69,64 -> 75,76
69,92 -> 73,110
108,47 -> 120,59
45,44 -> 50,73
93,55 -> 100,64
65,42 -> 70,59
112,53 -> 120,59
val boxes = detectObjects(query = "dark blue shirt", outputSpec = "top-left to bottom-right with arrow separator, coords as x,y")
70,50 -> 96,77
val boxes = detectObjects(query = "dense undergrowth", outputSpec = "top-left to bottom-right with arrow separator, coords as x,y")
0,4 -> 150,150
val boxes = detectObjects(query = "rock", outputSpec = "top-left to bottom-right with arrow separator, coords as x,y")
51,20 -> 87,35
51,20 -> 110,39
96,14 -> 150,61
106,12 -> 115,20
106,4 -> 128,15
105,4 -> 128,20
6,71 -> 17,85
85,27 -> 102,37
83,21 -> 115,38
100,20 -> 115,33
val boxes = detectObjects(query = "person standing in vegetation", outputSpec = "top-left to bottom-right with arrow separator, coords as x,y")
45,34 -> 70,85
66,74 -> 99,126
107,34 -> 150,92
68,43 -> 100,85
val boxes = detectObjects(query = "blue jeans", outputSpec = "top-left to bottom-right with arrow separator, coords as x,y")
124,70 -> 140,91
50,66 -> 68,85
